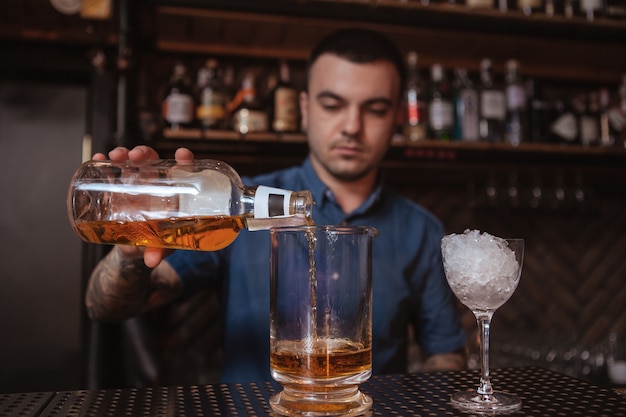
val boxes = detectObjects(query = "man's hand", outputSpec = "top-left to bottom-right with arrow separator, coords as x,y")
92,146 -> 196,268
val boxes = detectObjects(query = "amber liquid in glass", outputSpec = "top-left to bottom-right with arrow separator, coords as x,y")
271,338 -> 371,382
74,215 -> 245,251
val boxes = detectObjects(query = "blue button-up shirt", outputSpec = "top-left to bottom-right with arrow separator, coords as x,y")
167,157 -> 465,383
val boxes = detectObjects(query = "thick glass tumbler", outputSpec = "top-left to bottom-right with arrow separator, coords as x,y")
269,225 -> 378,417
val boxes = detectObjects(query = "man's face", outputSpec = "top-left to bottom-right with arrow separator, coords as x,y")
300,53 -> 401,183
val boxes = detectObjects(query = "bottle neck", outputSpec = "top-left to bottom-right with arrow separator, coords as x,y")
244,186 -> 313,231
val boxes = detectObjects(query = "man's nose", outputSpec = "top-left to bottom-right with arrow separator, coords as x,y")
341,107 -> 362,138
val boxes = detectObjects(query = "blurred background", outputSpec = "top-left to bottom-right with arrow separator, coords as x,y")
1,0 -> 625,394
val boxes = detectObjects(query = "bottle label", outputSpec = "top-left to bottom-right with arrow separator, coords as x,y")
273,87 -> 299,132
550,113 -> 578,141
467,0 -> 492,7
458,89 -> 480,141
481,90 -> 506,120
254,186 -> 292,218
197,90 -> 226,126
163,92 -> 194,124
428,99 -> 454,130
581,0 -> 602,10
506,85 -> 526,111
232,109 -> 268,134
580,116 -> 599,145
519,0 -> 542,7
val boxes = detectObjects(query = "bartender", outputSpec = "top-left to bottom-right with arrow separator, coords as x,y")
85,27 -> 467,383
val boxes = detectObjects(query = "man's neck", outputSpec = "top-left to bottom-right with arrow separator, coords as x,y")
312,164 -> 378,214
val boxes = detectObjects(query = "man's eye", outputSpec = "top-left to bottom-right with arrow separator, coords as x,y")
321,102 -> 341,111
368,106 -> 389,116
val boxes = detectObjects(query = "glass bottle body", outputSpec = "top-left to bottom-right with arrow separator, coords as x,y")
403,51 -> 427,142
453,68 -> 480,142
427,63 -> 454,140
479,59 -> 506,143
269,60 -> 300,133
196,59 -> 227,131
68,159 -> 313,251
162,62 -> 195,131
504,60 -> 527,147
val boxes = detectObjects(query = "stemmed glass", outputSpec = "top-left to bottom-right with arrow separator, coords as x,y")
441,230 -> 524,414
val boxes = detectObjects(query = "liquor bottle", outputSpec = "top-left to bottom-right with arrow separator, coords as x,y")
550,95 -> 579,144
466,0 -> 493,7
478,59 -> 506,143
618,74 -> 626,147
68,159 -> 314,251
525,78 -> 552,143
504,59 -> 527,147
579,92 -> 600,146
452,68 -> 480,141
564,0 -> 577,17
228,72 -> 269,135
496,0 -> 509,12
403,51 -> 427,142
161,62 -> 195,131
580,0 -> 604,20
598,88 -> 615,147
606,0 -> 626,18
196,59 -> 228,131
517,0 -> 544,15
269,59 -> 300,133
427,63 -> 454,140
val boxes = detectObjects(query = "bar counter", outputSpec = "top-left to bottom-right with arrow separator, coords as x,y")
1,366 -> 625,416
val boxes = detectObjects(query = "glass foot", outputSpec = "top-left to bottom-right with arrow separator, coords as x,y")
270,385 -> 372,417
450,390 -> 522,414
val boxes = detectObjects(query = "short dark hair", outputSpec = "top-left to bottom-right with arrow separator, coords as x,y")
307,28 -> 405,98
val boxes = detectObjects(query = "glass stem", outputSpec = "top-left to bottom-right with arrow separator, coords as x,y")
476,312 -> 495,401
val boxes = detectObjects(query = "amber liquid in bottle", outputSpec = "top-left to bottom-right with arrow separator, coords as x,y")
74,215 -> 246,251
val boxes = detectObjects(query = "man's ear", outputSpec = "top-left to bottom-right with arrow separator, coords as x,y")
299,90 -> 309,132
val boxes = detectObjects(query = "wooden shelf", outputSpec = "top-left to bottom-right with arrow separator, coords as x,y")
150,1 -> 626,84
160,128 -> 626,167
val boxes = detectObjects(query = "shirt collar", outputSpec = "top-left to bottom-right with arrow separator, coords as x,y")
301,157 -> 385,218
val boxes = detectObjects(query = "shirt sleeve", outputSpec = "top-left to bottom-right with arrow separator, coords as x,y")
413,221 -> 466,355
165,249 -> 224,295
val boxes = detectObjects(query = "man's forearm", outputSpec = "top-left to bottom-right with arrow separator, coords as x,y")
85,246 -> 154,321
421,349 -> 467,372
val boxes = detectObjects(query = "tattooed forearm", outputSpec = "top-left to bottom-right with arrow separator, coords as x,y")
85,247 -> 153,321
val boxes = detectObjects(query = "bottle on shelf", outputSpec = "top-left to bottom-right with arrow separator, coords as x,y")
564,0 -> 577,17
618,74 -> 626,147
196,58 -> 228,132
452,68 -> 480,142
580,0 -> 604,20
606,0 -> 626,19
525,78 -> 553,143
161,61 -> 195,131
67,159 -> 314,252
228,72 -> 269,135
517,0 -> 544,15
466,0 -> 494,7
504,59 -> 527,147
579,91 -> 600,146
427,63 -> 454,140
478,58 -> 506,143
598,88 -> 615,147
546,0 -> 571,16
550,95 -> 579,144
403,51 -> 427,142
498,0 -> 511,13
268,59 -> 300,134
